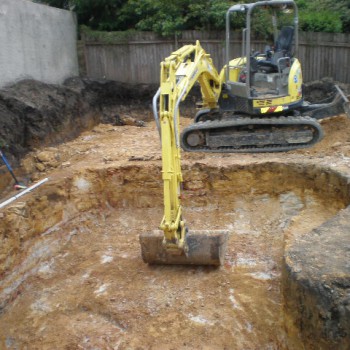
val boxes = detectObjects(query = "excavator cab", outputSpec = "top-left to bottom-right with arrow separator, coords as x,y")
220,0 -> 302,113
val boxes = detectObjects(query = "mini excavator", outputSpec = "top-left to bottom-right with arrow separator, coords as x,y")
139,0 -> 350,265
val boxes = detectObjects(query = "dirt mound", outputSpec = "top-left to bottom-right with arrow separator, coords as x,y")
303,78 -> 349,103
0,78 -> 157,166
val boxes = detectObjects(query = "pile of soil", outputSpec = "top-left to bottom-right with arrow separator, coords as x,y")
0,78 -> 157,165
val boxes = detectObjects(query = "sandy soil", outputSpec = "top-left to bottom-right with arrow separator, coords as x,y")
0,112 -> 350,349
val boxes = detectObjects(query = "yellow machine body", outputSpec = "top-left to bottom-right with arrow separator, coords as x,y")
139,0 -> 349,265
219,56 -> 304,112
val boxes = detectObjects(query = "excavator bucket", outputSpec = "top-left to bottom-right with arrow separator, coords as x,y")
139,230 -> 228,266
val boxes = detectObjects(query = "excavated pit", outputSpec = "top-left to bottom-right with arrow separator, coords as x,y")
0,157 -> 349,349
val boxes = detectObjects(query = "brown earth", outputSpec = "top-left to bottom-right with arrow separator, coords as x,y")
0,80 -> 349,349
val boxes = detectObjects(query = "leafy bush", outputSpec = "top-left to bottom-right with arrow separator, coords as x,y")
299,11 -> 342,33
80,25 -> 137,43
296,0 -> 347,33
37,0 -> 349,34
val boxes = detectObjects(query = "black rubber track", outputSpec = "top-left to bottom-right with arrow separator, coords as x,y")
181,115 -> 324,153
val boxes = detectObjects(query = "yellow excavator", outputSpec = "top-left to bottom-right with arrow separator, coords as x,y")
139,0 -> 350,265
139,40 -> 228,265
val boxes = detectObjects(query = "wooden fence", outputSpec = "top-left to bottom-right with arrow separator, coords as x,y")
83,31 -> 350,85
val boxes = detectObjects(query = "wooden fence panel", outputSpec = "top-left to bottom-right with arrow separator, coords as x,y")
298,32 -> 350,83
83,31 -> 350,84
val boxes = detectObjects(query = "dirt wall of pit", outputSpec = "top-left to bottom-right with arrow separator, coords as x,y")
0,159 -> 350,348
0,78 -> 157,169
284,207 -> 350,350
1,161 -> 349,300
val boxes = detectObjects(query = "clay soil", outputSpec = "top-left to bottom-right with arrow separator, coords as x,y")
1,111 -> 350,349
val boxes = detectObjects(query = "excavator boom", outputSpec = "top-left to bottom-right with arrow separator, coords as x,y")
140,41 -> 228,265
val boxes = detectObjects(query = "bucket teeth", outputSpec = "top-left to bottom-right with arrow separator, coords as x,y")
139,230 -> 228,266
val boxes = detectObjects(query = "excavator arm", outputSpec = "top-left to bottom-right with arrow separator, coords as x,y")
139,41 -> 227,265
155,41 -> 221,250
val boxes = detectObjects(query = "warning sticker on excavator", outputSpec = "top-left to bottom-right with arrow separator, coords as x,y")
260,105 -> 288,114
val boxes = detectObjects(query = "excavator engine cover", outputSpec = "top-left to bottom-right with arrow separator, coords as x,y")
139,230 -> 228,265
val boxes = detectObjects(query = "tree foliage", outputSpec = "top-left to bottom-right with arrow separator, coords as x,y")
116,0 -> 189,36
36,0 -> 349,34
295,0 -> 345,33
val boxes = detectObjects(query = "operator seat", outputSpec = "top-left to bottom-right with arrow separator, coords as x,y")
275,26 -> 294,56
257,26 -> 294,73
